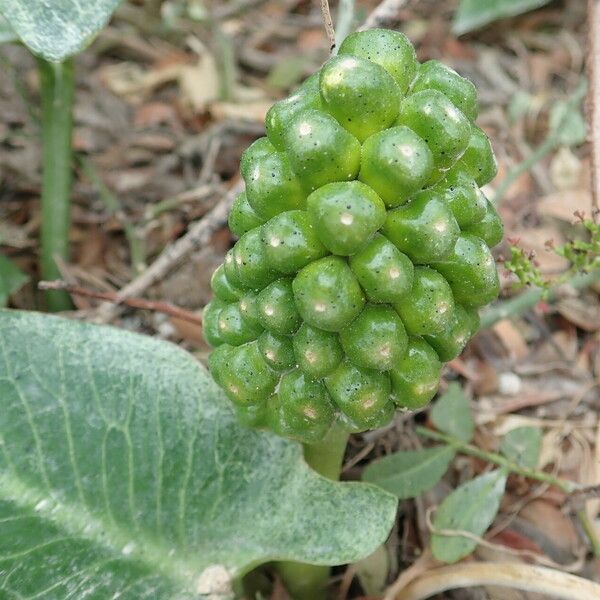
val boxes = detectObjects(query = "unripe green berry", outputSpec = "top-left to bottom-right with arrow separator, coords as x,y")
265,73 -> 323,150
411,60 -> 478,121
211,264 -> 244,302
432,167 -> 486,227
396,89 -> 471,169
235,401 -> 268,428
349,234 -> 414,303
261,210 -> 328,274
338,28 -> 417,94
293,323 -> 344,378
284,109 -> 361,191
359,126 -> 434,207
292,256 -> 365,331
257,330 -> 296,371
319,55 -> 401,142
383,189 -> 460,263
223,248 -> 247,290
340,305 -> 408,371
233,228 -> 278,289
424,304 -> 480,361
217,301 -> 264,346
242,144 -> 306,219
229,191 -> 265,238
394,267 -> 455,335
238,290 -> 261,328
256,278 -> 301,334
203,299 -> 227,347
269,370 -> 335,443
325,360 -> 394,431
459,125 -> 497,186
209,341 -> 277,406
464,199 -> 503,247
390,337 -> 441,409
431,233 -> 500,308
307,181 -> 386,255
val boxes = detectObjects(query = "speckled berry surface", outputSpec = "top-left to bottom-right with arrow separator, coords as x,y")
204,29 -> 502,443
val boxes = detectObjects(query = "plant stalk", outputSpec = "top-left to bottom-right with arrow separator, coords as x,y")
480,270 -> 600,328
277,422 -> 350,600
38,58 -> 75,311
417,426 -> 600,557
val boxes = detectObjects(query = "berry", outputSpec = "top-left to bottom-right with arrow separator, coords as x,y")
359,126 -> 434,207
205,29 -> 502,442
340,305 -> 407,371
306,181 -> 386,255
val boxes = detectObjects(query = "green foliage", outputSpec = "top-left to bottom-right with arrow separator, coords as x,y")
430,382 -> 474,443
0,0 -> 121,61
500,426 -> 542,469
363,446 -> 455,499
0,254 -> 28,306
453,0 -> 552,35
431,470 -> 507,562
504,212 -> 600,294
0,310 -> 398,597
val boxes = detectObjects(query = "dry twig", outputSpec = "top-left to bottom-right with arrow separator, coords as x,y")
93,181 -> 243,324
39,281 -> 202,325
588,0 -> 600,209
393,562 -> 600,600
320,0 -> 336,51
359,0 -> 408,30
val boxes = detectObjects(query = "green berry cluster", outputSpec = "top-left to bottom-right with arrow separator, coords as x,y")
205,29 -> 503,443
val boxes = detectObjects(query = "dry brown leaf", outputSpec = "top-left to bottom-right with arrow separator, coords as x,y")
538,189 -> 592,221
209,100 -> 272,123
492,320 -> 530,359
556,295 -> 600,332
549,147 -> 583,191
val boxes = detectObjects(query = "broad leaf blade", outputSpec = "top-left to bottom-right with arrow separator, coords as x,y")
0,14 -> 18,44
363,446 -> 455,499
430,383 -> 474,443
431,470 -> 507,563
0,255 -> 28,306
500,426 -> 542,469
452,0 -> 552,35
0,0 -> 122,61
0,310 -> 397,598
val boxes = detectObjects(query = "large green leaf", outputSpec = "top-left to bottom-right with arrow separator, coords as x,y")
363,446 -> 455,499
430,382 -> 474,443
452,0 -> 552,35
431,469 -> 507,563
0,310 -> 397,598
0,255 -> 28,307
0,0 -> 121,61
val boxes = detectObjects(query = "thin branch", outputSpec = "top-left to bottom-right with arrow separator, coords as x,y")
480,269 -> 600,328
93,180 -> 243,324
588,0 -> 600,210
359,0 -> 409,31
320,0 -> 336,52
39,281 -> 202,325
393,562 -> 600,600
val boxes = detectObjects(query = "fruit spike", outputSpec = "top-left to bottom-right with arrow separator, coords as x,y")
204,28 -> 502,443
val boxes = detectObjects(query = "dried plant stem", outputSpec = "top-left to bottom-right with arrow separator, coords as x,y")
359,0 -> 408,31
319,0 -> 336,51
393,562 -> 600,600
39,280 -> 202,325
588,0 -> 600,210
93,181 -> 243,323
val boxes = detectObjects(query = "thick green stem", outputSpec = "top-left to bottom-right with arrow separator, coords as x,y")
38,58 -> 75,311
277,423 -> 350,600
